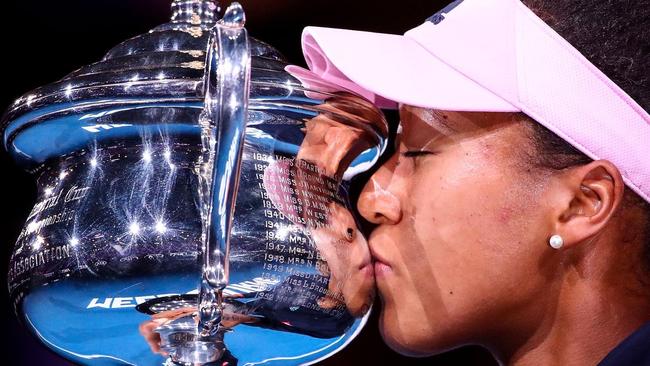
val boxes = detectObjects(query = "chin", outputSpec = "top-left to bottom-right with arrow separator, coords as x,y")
378,304 -> 457,358
343,275 -> 375,317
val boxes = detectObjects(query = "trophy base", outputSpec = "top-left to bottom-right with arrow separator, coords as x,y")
138,295 -> 228,365
164,340 -> 225,366
17,276 -> 370,365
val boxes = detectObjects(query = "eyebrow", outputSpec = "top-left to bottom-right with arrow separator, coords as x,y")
398,105 -> 458,135
427,110 -> 458,133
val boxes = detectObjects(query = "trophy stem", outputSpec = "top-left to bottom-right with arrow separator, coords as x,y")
142,3 -> 249,364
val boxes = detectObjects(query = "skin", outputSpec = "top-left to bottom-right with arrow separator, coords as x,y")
356,105 -> 650,365
295,109 -> 375,316
310,200 -> 374,316
262,96 -> 378,316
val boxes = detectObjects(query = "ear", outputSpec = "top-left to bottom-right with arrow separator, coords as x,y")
552,160 -> 625,247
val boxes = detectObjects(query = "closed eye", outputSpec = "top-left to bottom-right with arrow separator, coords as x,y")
402,150 -> 436,158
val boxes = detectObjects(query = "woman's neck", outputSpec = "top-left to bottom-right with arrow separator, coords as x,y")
492,249 -> 650,366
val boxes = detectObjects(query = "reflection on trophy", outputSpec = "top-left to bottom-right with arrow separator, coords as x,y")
263,93 -> 383,317
1,1 -> 388,365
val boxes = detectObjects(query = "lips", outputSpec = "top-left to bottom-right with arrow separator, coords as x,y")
368,232 -> 394,276
358,262 -> 374,278
369,247 -> 393,276
370,252 -> 391,268
373,261 -> 392,277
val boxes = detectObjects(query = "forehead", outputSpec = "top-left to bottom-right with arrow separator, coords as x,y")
398,104 -> 524,138
399,106 -> 456,135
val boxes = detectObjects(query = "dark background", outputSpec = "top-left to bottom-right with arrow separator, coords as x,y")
0,1 -> 497,365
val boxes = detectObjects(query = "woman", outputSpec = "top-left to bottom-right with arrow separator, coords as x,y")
297,0 -> 650,364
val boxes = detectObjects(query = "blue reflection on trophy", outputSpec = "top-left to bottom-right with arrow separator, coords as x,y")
2,1 -> 388,365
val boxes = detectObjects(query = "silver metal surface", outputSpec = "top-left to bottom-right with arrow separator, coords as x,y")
2,0 -> 389,365
197,4 -> 251,339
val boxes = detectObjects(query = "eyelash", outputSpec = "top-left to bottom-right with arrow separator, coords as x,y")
402,150 -> 435,158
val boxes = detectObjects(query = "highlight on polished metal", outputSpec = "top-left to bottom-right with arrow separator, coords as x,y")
1,0 -> 388,365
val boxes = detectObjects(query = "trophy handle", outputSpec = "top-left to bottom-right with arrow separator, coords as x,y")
198,2 -> 251,339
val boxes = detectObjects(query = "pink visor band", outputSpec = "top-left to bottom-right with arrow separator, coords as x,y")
296,0 -> 650,204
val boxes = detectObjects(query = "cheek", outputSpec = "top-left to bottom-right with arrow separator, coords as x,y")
405,156 -> 544,290
407,156 -> 507,248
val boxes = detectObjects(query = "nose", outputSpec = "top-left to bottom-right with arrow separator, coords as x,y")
357,156 -> 402,225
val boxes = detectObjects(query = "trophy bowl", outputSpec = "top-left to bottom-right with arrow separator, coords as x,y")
2,1 -> 388,365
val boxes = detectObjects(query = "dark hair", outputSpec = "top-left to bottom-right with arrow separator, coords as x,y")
521,0 -> 650,273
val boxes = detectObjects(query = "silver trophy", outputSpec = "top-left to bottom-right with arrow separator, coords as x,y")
2,1 -> 388,365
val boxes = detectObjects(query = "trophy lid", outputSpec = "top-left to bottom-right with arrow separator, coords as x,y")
0,0 -> 291,169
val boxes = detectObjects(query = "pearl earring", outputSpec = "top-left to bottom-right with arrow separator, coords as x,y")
549,234 -> 564,249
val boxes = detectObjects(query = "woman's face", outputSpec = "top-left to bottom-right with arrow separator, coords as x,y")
357,105 -> 558,355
